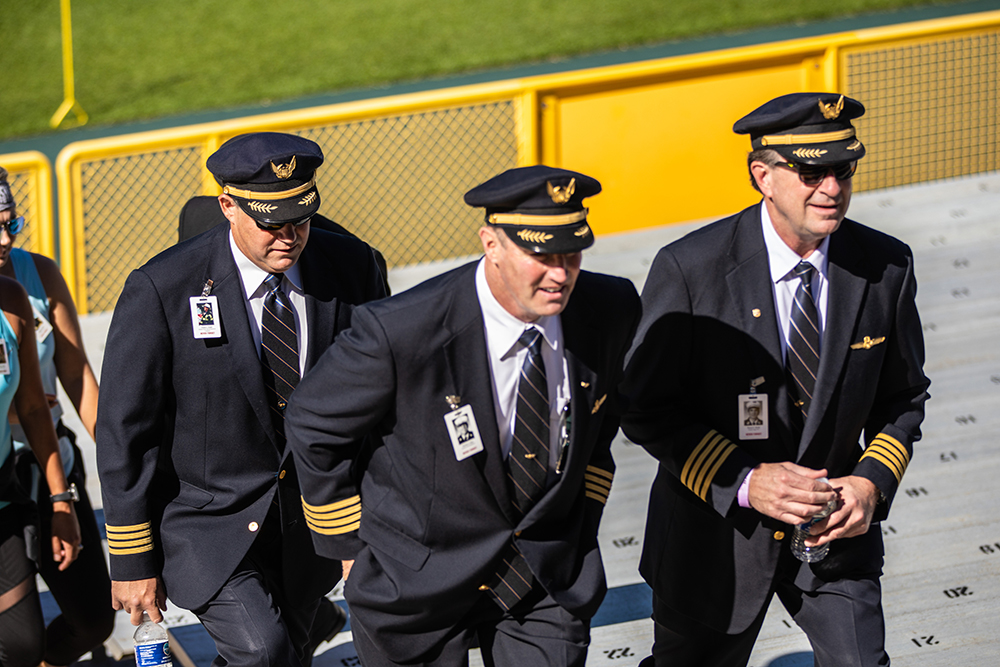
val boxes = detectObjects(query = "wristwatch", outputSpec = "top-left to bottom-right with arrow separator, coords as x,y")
50,483 -> 79,503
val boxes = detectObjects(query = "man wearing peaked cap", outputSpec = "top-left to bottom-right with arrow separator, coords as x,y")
622,93 -> 928,666
97,132 -> 386,666
286,164 -> 640,665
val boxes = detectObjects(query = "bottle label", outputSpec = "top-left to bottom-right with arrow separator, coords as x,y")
136,639 -> 173,667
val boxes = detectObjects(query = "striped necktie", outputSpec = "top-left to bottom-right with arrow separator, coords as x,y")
260,273 -> 300,439
486,328 -> 550,610
786,261 -> 820,421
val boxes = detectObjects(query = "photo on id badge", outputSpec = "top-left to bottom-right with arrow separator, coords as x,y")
738,393 -> 768,440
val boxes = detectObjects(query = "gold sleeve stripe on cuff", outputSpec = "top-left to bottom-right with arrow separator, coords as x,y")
860,449 -> 904,483
867,441 -> 906,474
309,520 -> 361,536
303,504 -> 361,521
682,430 -> 736,500
107,536 -> 154,549
585,491 -> 609,505
105,528 -> 152,542
585,466 -> 614,481
585,481 -> 611,497
871,433 -> 910,467
584,475 -> 612,491
696,441 -> 737,501
105,521 -> 152,533
302,495 -> 361,514
108,543 -> 155,556
306,509 -> 362,529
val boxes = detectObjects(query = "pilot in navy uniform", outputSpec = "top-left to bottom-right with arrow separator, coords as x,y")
96,133 -> 386,666
286,166 -> 640,666
622,94 -> 930,666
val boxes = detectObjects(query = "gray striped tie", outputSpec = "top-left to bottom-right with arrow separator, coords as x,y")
260,273 -> 299,439
787,261 -> 820,420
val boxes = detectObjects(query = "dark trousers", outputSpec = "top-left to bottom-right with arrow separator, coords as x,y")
192,504 -> 321,667
641,559 -> 889,667
352,586 -> 590,667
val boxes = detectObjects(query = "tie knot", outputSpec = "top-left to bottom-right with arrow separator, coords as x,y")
264,273 -> 283,293
793,261 -> 815,285
518,328 -> 541,352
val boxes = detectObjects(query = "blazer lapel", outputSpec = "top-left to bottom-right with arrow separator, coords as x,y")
725,207 -> 797,454
207,229 -> 278,447
800,224 -> 867,452
440,269 -> 517,525
297,245 -> 338,371
555,300 -> 600,488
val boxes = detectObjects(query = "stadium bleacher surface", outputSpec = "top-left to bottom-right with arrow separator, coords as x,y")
56,168 -> 1000,666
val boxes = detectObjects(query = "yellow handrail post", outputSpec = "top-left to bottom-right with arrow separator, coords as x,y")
50,0 -> 88,129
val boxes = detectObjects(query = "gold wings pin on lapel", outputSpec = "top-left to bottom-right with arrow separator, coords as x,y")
591,394 -> 607,414
850,336 -> 886,350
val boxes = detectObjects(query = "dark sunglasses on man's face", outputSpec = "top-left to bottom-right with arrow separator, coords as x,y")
0,216 -> 25,235
778,161 -> 857,186
253,217 -> 311,232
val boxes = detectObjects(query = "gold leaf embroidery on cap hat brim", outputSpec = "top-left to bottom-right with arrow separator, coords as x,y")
248,201 -> 279,214
517,230 -> 554,244
792,148 -> 829,159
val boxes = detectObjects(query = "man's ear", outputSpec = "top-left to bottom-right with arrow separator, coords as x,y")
479,225 -> 500,260
218,194 -> 239,224
750,161 -> 773,199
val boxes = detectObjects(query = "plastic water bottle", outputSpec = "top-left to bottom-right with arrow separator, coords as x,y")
790,478 -> 839,563
133,612 -> 172,667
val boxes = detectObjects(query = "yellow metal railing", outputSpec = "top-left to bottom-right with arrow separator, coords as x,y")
0,152 -> 55,258
36,8 -> 1000,312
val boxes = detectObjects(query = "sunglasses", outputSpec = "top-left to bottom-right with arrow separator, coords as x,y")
0,216 -> 25,235
253,216 -> 311,232
778,161 -> 857,185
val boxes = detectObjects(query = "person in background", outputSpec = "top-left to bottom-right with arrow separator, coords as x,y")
0,166 -> 114,667
0,172 -> 81,666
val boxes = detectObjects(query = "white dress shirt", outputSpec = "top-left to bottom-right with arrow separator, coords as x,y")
475,258 -> 571,480
739,205 -> 833,507
760,204 -> 830,362
229,232 -> 309,375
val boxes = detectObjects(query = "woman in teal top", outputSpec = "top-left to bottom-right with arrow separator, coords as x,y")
0,168 -> 104,667
0,267 -> 81,666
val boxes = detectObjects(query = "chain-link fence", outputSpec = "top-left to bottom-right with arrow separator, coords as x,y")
0,152 -> 54,257
39,9 -> 1000,313
846,28 -> 999,192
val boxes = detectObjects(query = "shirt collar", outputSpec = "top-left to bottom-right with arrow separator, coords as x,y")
475,258 -> 562,359
759,202 -> 830,284
229,231 -> 303,298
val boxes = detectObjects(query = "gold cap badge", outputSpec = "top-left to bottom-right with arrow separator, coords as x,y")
547,178 -> 576,204
818,95 -> 845,120
271,156 -> 296,180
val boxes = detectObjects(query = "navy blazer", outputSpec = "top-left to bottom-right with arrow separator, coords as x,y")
622,204 -> 930,633
96,223 -> 386,610
286,261 -> 640,663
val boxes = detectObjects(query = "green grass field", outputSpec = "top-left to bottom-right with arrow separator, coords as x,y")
1,0 -> 975,141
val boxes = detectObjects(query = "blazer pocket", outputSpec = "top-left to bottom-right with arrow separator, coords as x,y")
359,510 -> 431,571
173,480 -> 215,509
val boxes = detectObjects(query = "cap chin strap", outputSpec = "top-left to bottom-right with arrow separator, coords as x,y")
488,208 -> 587,227
223,177 -> 315,201
760,128 -> 855,146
